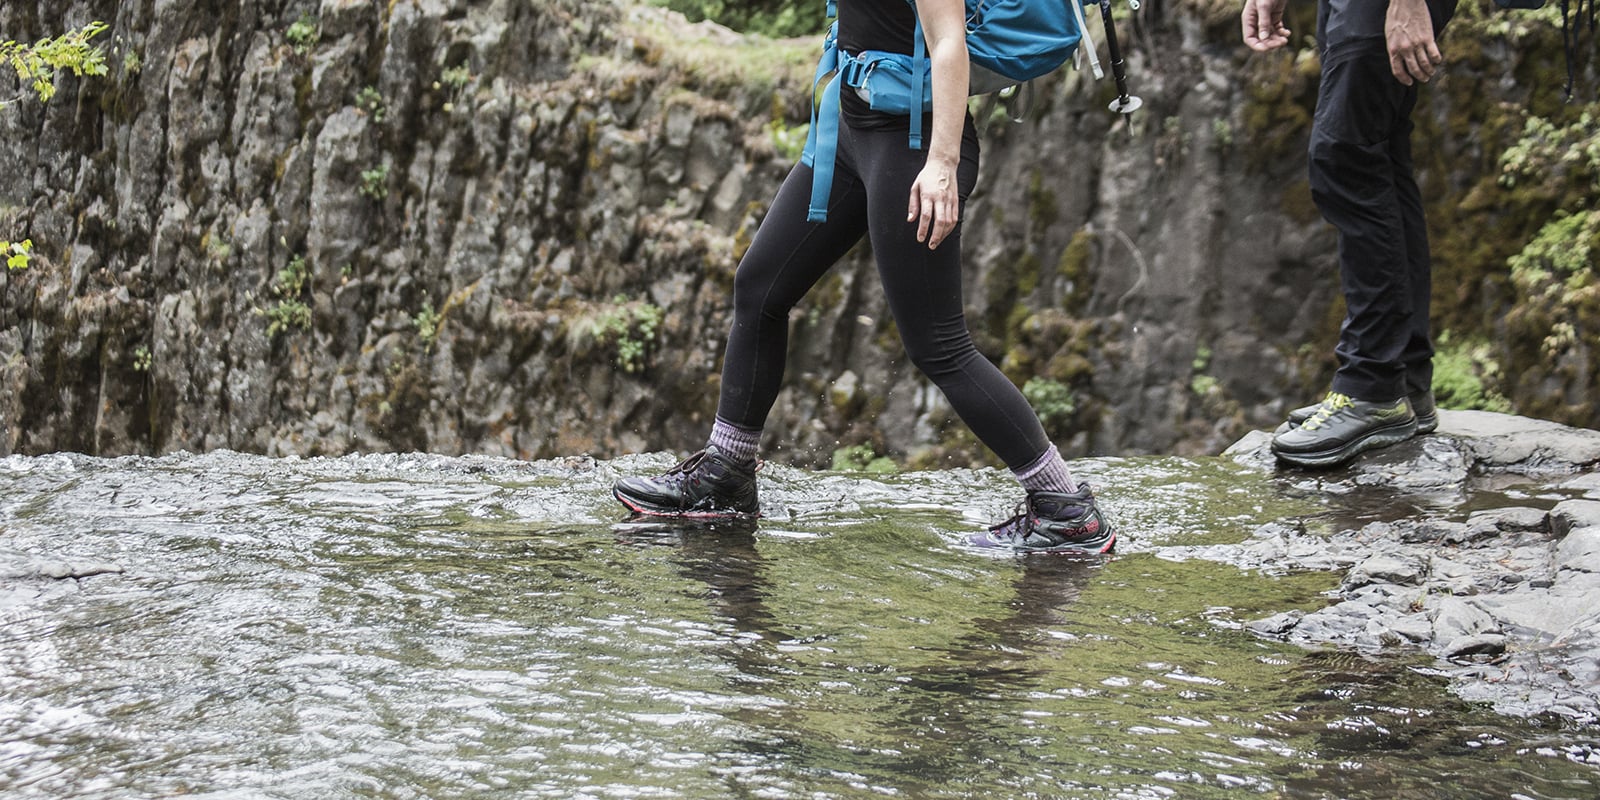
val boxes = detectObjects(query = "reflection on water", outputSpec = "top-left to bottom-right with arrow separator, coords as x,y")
0,451 -> 1595,798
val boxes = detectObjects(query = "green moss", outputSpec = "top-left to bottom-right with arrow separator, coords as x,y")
257,254 -> 313,337
1025,170 -> 1058,232
1238,50 -> 1317,169
1023,377 -> 1077,436
614,11 -> 815,98
1432,331 -> 1513,413
588,296 -> 666,374
1014,251 -> 1041,297
1056,229 -> 1093,312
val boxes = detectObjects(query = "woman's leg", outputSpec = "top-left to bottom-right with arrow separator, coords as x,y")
613,158 -> 868,517
852,122 -> 1072,489
716,159 -> 871,436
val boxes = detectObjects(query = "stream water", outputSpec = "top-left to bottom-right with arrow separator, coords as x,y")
2,450 -> 1597,799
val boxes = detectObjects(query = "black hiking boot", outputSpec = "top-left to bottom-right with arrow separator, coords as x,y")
613,446 -> 759,517
1271,392 -> 1417,468
967,485 -> 1117,554
1286,389 -> 1437,434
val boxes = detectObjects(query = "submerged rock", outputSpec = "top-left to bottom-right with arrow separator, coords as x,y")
0,549 -> 124,581
1207,410 -> 1600,725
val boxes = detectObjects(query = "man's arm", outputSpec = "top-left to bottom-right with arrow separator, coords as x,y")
1242,0 -> 1292,51
1387,0 -> 1443,85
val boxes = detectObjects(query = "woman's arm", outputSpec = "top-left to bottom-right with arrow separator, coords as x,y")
908,0 -> 969,250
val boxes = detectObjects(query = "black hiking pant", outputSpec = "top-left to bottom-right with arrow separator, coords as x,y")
715,116 -> 1056,469
1311,0 -> 1457,403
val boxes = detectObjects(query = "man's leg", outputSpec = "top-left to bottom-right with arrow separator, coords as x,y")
1271,34 -> 1420,467
1309,42 -> 1418,403
1390,116 -> 1437,406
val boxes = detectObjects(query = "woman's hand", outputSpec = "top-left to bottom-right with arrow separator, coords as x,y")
909,156 -> 960,249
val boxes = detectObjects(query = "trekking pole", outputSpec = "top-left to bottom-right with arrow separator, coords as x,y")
1097,0 -> 1142,120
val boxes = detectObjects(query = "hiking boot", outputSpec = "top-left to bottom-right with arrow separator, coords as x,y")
1271,392 -> 1417,468
1286,389 -> 1437,434
967,485 -> 1117,554
613,446 -> 759,517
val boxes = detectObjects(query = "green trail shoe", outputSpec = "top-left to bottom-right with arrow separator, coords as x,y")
967,486 -> 1117,554
1287,389 -> 1437,434
1271,392 -> 1417,468
613,446 -> 759,517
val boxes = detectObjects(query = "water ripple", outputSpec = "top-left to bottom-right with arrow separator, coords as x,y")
0,452 -> 1595,798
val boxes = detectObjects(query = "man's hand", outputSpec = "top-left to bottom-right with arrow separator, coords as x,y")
1387,0 -> 1442,85
1242,0 -> 1291,51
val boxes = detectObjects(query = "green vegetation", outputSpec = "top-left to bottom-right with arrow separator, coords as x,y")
1211,118 -> 1233,149
767,118 -> 807,162
359,163 -> 389,200
590,296 -> 664,373
414,301 -> 441,350
603,10 -> 815,98
652,0 -> 826,38
1474,100 -> 1600,422
132,344 -> 151,372
1509,208 -> 1599,289
356,85 -> 385,123
2,238 -> 32,270
434,63 -> 472,112
1023,377 -> 1077,434
1,20 -> 108,105
258,254 -> 312,337
830,443 -> 897,473
285,13 -> 318,54
1432,332 -> 1512,413
440,63 -> 471,91
203,233 -> 232,263
1189,346 -> 1218,397
122,48 -> 140,76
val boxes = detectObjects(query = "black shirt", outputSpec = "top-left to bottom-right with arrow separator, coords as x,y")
837,1 -> 925,131
837,0 -> 917,57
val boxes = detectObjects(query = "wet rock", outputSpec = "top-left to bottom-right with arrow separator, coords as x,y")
1344,553 -> 1425,588
0,549 -> 124,580
1208,412 -> 1600,725
1468,506 -> 1550,534
1550,499 -> 1600,538
1443,411 -> 1600,473
1247,610 -> 1303,636
1442,633 -> 1508,660
1430,597 -> 1499,642
1560,472 -> 1600,498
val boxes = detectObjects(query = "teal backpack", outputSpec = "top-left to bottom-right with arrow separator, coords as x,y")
799,0 -> 1140,222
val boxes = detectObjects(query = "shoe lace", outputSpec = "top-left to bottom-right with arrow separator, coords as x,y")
1302,392 -> 1353,431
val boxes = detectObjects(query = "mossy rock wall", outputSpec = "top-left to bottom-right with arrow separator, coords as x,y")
0,0 -> 1595,465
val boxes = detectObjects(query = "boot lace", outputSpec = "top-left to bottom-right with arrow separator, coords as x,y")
656,450 -> 710,488
988,501 -> 1036,540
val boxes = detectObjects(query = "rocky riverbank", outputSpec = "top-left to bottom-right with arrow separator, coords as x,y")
1186,411 -> 1600,728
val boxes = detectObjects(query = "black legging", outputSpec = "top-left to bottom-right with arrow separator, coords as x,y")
715,116 -> 1053,470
